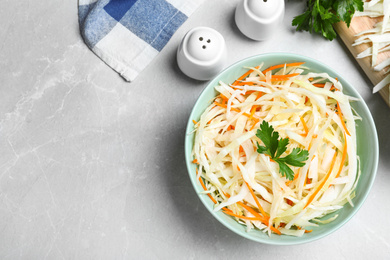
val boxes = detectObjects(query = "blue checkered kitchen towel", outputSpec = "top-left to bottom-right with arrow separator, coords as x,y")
79,0 -> 204,82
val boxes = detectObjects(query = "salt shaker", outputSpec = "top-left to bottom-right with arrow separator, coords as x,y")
177,27 -> 227,81
235,0 -> 285,41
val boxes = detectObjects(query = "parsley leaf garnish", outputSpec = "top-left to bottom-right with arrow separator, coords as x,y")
256,121 -> 309,181
292,0 -> 364,41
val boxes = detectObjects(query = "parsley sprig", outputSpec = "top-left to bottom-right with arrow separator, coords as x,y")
256,121 -> 309,181
292,0 -> 364,41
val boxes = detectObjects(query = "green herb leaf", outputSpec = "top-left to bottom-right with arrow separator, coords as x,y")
333,0 -> 364,27
292,0 -> 364,41
256,121 -> 279,157
255,121 -> 309,181
276,160 -> 295,181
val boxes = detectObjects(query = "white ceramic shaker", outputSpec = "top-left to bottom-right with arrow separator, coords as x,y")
235,0 -> 285,41
177,27 -> 227,81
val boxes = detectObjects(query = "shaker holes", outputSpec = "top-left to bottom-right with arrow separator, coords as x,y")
199,37 -> 211,49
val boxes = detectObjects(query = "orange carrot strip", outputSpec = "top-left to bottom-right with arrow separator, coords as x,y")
271,73 -> 300,81
237,202 -> 268,220
336,102 -> 351,136
313,83 -> 326,88
213,102 -> 241,113
244,181 -> 267,217
304,151 -> 338,209
256,91 -> 264,100
335,132 -> 348,178
313,83 -> 337,91
222,209 -> 265,221
192,120 -> 198,125
249,105 -> 256,120
198,176 -> 218,204
224,207 -> 280,235
232,65 -> 261,85
300,116 -> 309,135
234,81 -> 257,86
220,94 -> 229,101
249,122 -> 258,131
262,62 -> 305,74
192,159 -> 199,164
214,102 -> 260,123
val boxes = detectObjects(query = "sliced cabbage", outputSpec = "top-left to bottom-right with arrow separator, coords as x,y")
191,63 -> 359,236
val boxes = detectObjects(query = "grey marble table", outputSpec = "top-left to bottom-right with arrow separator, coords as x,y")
1,1 -> 389,259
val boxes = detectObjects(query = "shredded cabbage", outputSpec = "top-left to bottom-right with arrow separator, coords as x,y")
355,0 -> 390,94
191,62 -> 360,236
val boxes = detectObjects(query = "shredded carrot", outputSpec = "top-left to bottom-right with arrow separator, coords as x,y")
313,83 -> 325,88
336,102 -> 351,136
227,125 -> 235,131
270,73 -> 300,81
229,201 -> 281,235
234,81 -> 257,86
304,151 -> 338,209
300,116 -> 309,135
232,62 -> 305,86
213,101 -> 240,113
335,132 -> 348,178
249,121 -> 258,131
232,65 -> 261,85
244,181 -> 267,217
249,105 -> 256,120
192,159 -> 199,164
222,209 -> 265,222
214,102 -> 260,125
245,90 -> 256,95
192,120 -> 198,125
198,175 -> 218,204
262,62 -> 305,74
313,83 -> 337,91
220,93 -> 229,101
224,204 -> 280,235
237,202 -> 268,220
256,91 -> 264,100
305,229 -> 313,233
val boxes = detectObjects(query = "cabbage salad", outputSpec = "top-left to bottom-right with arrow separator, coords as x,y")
191,62 -> 360,236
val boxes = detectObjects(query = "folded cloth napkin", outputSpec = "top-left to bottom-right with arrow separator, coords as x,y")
79,0 -> 204,81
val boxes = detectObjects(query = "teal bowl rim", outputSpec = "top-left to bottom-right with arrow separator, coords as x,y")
184,52 -> 379,245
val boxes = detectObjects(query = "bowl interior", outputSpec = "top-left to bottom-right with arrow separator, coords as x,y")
184,53 -> 378,245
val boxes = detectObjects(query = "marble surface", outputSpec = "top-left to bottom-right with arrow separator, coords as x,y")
1,1 -> 390,259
